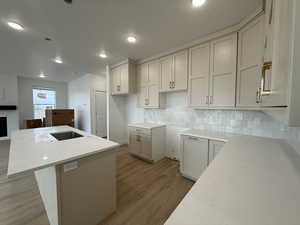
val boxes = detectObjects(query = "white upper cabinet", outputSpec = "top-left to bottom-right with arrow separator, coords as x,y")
160,55 -> 173,92
160,50 -> 188,92
137,61 -> 165,108
209,34 -> 237,108
188,33 -> 237,108
188,43 -> 210,107
148,60 -> 160,86
111,60 -> 136,95
173,50 -> 188,91
259,0 -> 293,107
237,15 -> 265,108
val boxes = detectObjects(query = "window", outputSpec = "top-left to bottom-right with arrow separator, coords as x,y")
32,88 -> 56,119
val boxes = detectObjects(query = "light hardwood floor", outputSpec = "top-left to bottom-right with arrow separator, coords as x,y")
0,141 -> 194,225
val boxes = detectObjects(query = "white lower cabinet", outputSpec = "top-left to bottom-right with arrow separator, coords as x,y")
181,136 -> 209,181
128,125 -> 165,162
180,135 -> 225,181
208,140 -> 225,164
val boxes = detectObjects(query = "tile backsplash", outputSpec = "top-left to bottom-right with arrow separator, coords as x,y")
140,92 -> 300,156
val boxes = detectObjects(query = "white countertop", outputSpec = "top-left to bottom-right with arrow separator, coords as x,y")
165,136 -> 300,225
180,129 -> 240,142
128,123 -> 166,129
8,126 -> 119,177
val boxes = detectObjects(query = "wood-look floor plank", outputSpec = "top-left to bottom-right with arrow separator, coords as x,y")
99,147 -> 194,225
0,141 -> 193,225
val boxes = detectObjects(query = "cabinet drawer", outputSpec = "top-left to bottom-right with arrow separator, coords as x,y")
128,127 -> 152,136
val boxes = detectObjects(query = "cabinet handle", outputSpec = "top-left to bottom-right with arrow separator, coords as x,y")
188,136 -> 199,141
261,61 -> 272,96
205,96 -> 209,104
169,81 -> 172,89
117,85 -> 121,92
172,81 -> 175,89
256,88 -> 262,104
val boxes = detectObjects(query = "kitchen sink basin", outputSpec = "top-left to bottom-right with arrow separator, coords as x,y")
50,131 -> 83,141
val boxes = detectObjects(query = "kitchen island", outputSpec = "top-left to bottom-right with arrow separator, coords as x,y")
8,126 -> 119,225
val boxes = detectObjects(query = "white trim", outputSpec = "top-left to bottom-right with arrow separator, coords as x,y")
106,65 -> 111,140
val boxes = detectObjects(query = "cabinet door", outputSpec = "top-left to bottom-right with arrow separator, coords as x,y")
160,56 -> 173,92
261,0 -> 292,107
188,43 -> 210,107
148,60 -> 160,86
137,63 -> 149,87
208,140 -> 225,164
173,50 -> 188,91
129,133 -> 141,155
209,34 -> 237,108
237,16 -> 264,107
141,135 -> 152,159
147,85 -> 159,108
120,64 -> 129,93
137,86 -> 148,108
111,67 -> 121,94
182,136 -> 209,181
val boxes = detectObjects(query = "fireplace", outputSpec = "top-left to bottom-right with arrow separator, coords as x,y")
0,117 -> 7,137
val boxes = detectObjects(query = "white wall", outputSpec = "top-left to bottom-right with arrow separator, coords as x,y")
0,74 -> 19,138
18,77 -> 68,129
68,74 -> 106,133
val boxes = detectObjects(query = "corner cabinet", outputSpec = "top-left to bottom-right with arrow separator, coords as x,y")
160,50 -> 188,92
188,33 -> 237,108
180,135 -> 225,181
110,60 -> 136,95
137,61 -> 165,108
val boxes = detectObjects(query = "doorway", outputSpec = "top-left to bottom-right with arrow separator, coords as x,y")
94,91 -> 107,138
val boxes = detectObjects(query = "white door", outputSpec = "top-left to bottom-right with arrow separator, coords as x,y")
208,140 -> 225,164
209,34 -> 237,108
95,91 -> 107,138
188,43 -> 210,107
182,136 -> 209,181
160,56 -> 173,92
173,50 -> 188,91
237,16 -> 264,107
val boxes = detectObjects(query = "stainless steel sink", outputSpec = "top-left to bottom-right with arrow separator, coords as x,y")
50,131 -> 83,141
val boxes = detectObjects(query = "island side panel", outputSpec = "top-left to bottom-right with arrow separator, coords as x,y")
34,166 -> 59,225
57,150 -> 117,225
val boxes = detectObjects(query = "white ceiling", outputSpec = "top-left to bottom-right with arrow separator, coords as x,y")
0,0 -> 262,82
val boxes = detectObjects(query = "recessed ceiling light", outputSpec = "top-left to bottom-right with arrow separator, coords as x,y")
54,57 -> 63,64
99,52 -> 108,59
39,72 -> 47,78
7,21 -> 24,31
192,0 -> 206,7
127,36 -> 137,44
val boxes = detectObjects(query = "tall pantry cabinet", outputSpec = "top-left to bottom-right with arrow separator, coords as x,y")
188,33 -> 237,108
